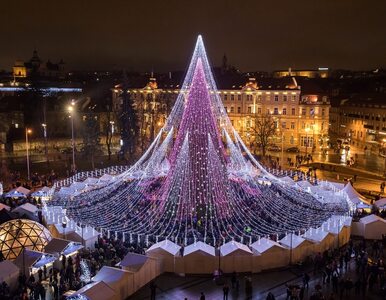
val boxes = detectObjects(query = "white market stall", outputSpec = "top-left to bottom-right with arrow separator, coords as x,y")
357,214 -> 386,240
66,225 -> 99,249
220,241 -> 253,273
14,249 -> 56,280
44,238 -> 83,268
279,233 -> 314,263
0,203 -> 11,211
117,252 -> 161,292
302,227 -> 335,253
182,241 -> 216,274
375,198 -> 386,210
250,238 -> 288,272
146,239 -> 180,273
74,280 -> 117,300
92,266 -> 134,300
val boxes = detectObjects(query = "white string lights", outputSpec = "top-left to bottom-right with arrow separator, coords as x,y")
50,36 -> 350,247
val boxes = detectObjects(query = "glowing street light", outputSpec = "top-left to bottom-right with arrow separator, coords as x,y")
305,127 -> 310,155
25,128 -> 32,180
68,103 -> 76,172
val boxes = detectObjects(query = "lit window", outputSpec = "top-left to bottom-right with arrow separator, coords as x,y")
291,122 -> 295,129
274,107 -> 279,115
292,108 -> 296,115
283,108 -> 287,115
274,95 -> 279,101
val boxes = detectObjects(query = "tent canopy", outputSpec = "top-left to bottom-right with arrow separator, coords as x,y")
183,241 -> 216,256
117,252 -> 148,271
146,239 -> 181,256
343,182 -> 367,204
5,187 -> 30,198
296,180 -> 313,189
220,241 -> 252,256
250,238 -> 284,254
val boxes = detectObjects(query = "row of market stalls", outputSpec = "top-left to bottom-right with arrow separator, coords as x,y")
142,214 -> 352,274
57,174 -> 115,197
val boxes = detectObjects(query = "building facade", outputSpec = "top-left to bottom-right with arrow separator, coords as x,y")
329,94 -> 386,154
112,76 -> 330,152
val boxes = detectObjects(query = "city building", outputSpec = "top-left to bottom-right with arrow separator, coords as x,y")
329,93 -> 386,155
112,75 -> 330,152
273,67 -> 329,79
12,50 -> 66,79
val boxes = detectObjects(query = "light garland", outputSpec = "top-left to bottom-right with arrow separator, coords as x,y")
49,35 -> 350,247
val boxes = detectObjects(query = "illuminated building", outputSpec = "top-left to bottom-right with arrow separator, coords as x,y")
112,76 -> 330,151
330,94 -> 386,153
273,67 -> 329,79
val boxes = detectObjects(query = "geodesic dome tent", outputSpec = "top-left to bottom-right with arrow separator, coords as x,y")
0,219 -> 52,260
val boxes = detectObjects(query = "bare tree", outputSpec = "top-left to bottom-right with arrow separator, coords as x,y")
250,113 -> 276,157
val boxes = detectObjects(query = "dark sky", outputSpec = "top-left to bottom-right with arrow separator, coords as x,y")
1,0 -> 385,72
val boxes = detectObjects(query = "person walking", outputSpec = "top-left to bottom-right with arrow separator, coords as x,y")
223,284 -> 229,300
150,281 -> 157,300
200,292 -> 205,300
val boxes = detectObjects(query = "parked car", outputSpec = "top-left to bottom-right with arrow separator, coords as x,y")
267,145 -> 281,152
286,147 -> 300,153
60,147 -> 73,154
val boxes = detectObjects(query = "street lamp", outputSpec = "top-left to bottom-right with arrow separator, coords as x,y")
62,221 -> 67,240
25,128 -> 32,181
42,123 -> 48,162
305,127 -> 310,155
68,103 -> 76,172
277,128 -> 284,168
110,121 -> 115,135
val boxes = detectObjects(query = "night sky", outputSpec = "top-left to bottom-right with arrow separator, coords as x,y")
1,0 -> 385,72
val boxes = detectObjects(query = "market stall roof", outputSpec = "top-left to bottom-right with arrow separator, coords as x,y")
279,233 -> 306,249
44,238 -> 83,256
146,239 -> 181,256
184,241 -> 216,256
220,240 -> 252,256
74,281 -> 116,300
0,260 -> 19,283
14,249 -> 56,273
116,252 -> 148,271
92,266 -> 133,287
31,186 -> 51,197
303,228 -> 329,243
13,203 -> 38,215
250,238 -> 285,254
375,198 -> 386,209
5,187 -> 30,198
359,214 -> 386,225
0,203 -> 11,211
